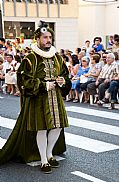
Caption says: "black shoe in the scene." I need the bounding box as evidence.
[41,163,52,174]
[102,98,109,103]
[48,157,59,168]
[97,100,104,106]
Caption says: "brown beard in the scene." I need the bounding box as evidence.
[38,44,51,52]
[40,47,50,52]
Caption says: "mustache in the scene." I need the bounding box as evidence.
[46,42,51,44]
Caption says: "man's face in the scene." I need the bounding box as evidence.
[0,41,3,45]
[6,56,12,63]
[37,31,52,51]
[0,49,4,55]
[85,41,90,47]
[114,40,119,46]
[95,39,100,45]
[106,55,114,65]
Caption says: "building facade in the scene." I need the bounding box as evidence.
[1,0,79,51]
[78,0,119,47]
[1,0,119,50]
[0,2,3,37]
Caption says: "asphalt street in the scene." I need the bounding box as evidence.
[0,93,119,182]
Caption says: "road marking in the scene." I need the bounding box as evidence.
[0,96,4,99]
[66,106,119,120]
[0,136,65,165]
[27,156,65,167]
[0,137,7,149]
[1,115,119,152]
[1,114,119,137]
[65,132,119,153]
[68,117,119,136]
[71,171,106,182]
[1,132,119,152]
[0,116,16,129]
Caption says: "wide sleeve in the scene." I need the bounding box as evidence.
[57,56,71,97]
[17,58,46,97]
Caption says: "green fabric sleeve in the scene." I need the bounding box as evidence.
[17,57,46,97]
[56,54,71,97]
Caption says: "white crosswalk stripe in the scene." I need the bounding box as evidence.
[0,108,119,153]
[65,132,119,153]
[0,116,15,129]
[0,106,119,163]
[0,96,4,99]
[71,171,106,182]
[68,117,119,136]
[66,106,119,120]
[0,137,7,149]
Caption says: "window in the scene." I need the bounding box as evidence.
[49,0,68,4]
[5,0,26,2]
[4,21,35,39]
[38,0,47,3]
[60,0,68,4]
[0,10,3,37]
[5,0,68,3]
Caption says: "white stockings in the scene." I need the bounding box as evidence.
[47,128,62,160]
[36,128,62,166]
[36,130,47,165]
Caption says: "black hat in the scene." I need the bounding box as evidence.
[34,20,54,40]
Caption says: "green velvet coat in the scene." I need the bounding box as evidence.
[0,51,71,165]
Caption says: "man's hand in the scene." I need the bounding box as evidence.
[46,81,56,91]
[84,73,90,77]
[95,80,99,86]
[56,76,65,87]
[114,77,119,80]
[104,79,110,84]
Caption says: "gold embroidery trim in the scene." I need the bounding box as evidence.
[24,57,32,67]
[43,57,60,128]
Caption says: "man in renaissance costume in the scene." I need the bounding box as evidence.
[0,21,71,174]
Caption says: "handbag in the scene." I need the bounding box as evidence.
[80,75,88,83]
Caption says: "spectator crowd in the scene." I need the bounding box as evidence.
[0,34,119,109]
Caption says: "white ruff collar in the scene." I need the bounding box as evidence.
[31,43,56,58]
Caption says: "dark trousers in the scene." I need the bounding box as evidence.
[80,80,95,91]
[87,78,110,100]
[0,79,5,90]
[108,80,119,102]
[98,82,110,100]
